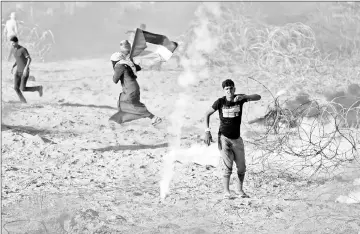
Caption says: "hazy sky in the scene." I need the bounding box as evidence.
[1,1,321,38]
[2,2,351,61]
[1,2,200,38]
[118,2,200,38]
[1,2,201,60]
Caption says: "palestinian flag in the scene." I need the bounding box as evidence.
[130,28,178,61]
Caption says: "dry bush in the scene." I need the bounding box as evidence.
[176,2,359,76]
[248,84,359,177]
[177,3,323,75]
[309,2,360,57]
[22,24,55,62]
[1,22,55,62]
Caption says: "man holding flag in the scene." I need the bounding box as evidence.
[109,28,178,126]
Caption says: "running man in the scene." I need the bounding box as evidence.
[109,39,162,126]
[204,79,261,199]
[10,36,43,103]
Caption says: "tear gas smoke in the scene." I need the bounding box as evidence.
[159,2,222,200]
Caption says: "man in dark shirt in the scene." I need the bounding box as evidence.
[204,79,261,199]
[10,36,43,103]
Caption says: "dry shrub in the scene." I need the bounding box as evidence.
[176,2,359,78]
[248,84,359,177]
[310,2,360,57]
[177,3,324,76]
[1,22,55,62]
[250,84,360,132]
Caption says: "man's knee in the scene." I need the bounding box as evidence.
[19,85,26,91]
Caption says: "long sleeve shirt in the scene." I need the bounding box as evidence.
[113,63,142,103]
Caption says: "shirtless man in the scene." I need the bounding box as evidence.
[4,12,18,40]
[4,12,19,61]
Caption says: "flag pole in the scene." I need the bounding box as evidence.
[129,28,140,59]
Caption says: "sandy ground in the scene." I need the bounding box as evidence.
[1,58,360,233]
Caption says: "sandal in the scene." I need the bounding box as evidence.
[237,192,250,198]
[151,116,162,126]
[223,193,235,200]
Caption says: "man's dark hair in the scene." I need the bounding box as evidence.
[10,36,18,42]
[222,79,235,89]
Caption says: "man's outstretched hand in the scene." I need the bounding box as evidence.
[234,95,246,102]
[204,131,215,146]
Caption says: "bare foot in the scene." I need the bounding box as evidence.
[236,190,250,198]
[223,191,235,200]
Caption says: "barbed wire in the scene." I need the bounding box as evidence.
[244,83,359,178]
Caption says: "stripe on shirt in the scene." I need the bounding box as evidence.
[222,105,240,118]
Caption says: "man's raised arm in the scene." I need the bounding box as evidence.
[235,94,261,102]
[245,94,261,101]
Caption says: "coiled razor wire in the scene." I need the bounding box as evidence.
[246,88,359,178]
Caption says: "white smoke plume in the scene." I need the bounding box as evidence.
[159,2,222,200]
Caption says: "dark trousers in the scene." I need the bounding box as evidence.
[14,70,40,103]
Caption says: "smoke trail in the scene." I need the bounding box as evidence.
[159,2,222,200]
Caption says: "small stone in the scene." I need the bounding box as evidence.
[133,192,142,196]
